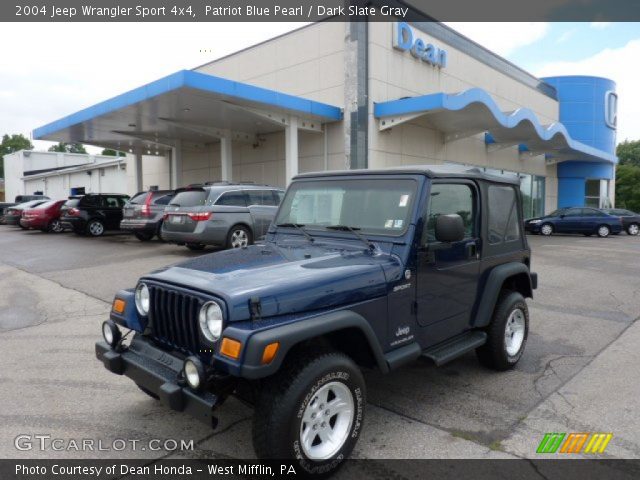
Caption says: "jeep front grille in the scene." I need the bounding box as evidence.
[148,285,202,355]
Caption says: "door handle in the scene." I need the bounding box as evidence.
[465,241,478,260]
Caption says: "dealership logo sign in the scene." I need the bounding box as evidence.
[605,91,618,130]
[393,22,447,68]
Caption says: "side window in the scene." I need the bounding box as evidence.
[215,191,248,207]
[103,197,121,208]
[488,185,520,244]
[82,196,99,208]
[153,194,173,205]
[246,190,277,206]
[425,183,475,243]
[565,208,583,217]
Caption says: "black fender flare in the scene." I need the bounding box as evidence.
[473,262,533,328]
[221,310,390,379]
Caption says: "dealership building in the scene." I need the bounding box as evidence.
[30,20,618,216]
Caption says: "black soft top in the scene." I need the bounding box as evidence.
[294,165,520,185]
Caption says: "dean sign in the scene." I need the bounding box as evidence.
[393,22,448,68]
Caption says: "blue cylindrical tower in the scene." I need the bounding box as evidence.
[541,75,618,208]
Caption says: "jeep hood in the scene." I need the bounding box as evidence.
[143,241,403,322]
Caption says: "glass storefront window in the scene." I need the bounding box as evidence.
[585,179,610,208]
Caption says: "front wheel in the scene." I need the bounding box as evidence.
[597,225,610,238]
[540,223,553,236]
[627,223,639,236]
[476,290,529,371]
[252,350,366,476]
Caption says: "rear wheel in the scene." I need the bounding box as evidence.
[540,223,553,236]
[253,349,365,475]
[134,232,154,241]
[627,223,639,236]
[86,219,105,237]
[226,225,252,249]
[597,225,610,238]
[48,219,64,233]
[476,290,529,371]
[186,243,205,251]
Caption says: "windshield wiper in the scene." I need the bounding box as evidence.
[325,225,375,251]
[276,223,315,243]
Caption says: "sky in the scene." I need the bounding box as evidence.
[0,22,638,155]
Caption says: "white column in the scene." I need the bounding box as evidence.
[220,137,232,182]
[171,139,183,189]
[134,151,143,192]
[285,116,299,185]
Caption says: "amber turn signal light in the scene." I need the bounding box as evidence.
[261,342,280,365]
[220,338,242,359]
[112,299,126,314]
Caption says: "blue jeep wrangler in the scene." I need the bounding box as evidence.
[97,166,537,474]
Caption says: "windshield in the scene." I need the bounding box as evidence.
[170,189,207,207]
[275,178,418,236]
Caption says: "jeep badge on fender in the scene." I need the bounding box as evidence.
[96,165,537,476]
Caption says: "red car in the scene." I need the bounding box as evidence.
[20,200,67,233]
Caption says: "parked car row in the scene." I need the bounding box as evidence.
[524,207,639,237]
[1,182,286,251]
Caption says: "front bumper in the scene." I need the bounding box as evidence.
[96,336,221,427]
[524,222,541,233]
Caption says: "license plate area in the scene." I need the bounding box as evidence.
[170,215,185,224]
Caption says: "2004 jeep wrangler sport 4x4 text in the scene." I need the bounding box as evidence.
[97,166,537,475]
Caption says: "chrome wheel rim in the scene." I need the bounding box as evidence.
[541,225,552,236]
[230,229,248,248]
[598,226,609,237]
[51,220,63,233]
[629,224,639,235]
[299,381,354,461]
[90,222,104,236]
[504,308,526,356]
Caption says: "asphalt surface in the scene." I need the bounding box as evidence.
[0,226,639,473]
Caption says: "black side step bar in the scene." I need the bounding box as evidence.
[422,331,487,366]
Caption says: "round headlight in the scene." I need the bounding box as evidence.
[102,320,121,348]
[199,301,223,342]
[135,283,150,316]
[184,357,204,390]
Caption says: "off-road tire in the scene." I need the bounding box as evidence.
[476,290,529,371]
[186,243,205,251]
[134,232,154,241]
[136,383,159,400]
[252,349,366,476]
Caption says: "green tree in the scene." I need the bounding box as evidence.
[616,139,640,167]
[615,163,640,212]
[48,142,87,154]
[0,133,34,178]
[101,148,127,157]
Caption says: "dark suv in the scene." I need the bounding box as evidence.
[60,194,130,236]
[161,183,284,250]
[121,189,174,241]
[96,166,537,475]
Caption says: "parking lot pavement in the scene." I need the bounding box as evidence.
[0,225,639,462]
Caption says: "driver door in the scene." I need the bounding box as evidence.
[416,181,481,346]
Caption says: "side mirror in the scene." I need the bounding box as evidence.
[435,214,465,243]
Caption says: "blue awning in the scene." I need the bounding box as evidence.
[34,70,342,153]
[374,88,617,164]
